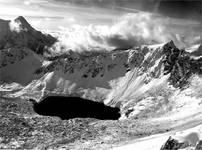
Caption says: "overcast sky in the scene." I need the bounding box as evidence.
[0,0,201,31]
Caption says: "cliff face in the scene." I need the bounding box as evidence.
[162,42,202,88]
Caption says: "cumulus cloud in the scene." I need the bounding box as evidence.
[107,13,174,47]
[50,12,200,53]
[9,20,25,33]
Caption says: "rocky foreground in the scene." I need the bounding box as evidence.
[1,96,202,150]
[0,97,172,150]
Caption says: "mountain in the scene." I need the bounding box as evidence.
[0,16,56,54]
[0,16,56,85]
[0,16,202,150]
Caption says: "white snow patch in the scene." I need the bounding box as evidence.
[113,124,202,150]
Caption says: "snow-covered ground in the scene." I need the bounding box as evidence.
[113,124,202,150]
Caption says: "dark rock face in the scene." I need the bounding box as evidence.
[161,136,202,150]
[162,41,202,88]
[30,96,121,120]
[195,140,202,150]
[160,136,181,150]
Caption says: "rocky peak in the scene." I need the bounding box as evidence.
[15,16,27,24]
[14,16,34,31]
[161,41,202,87]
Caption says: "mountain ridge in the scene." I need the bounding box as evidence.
[0,16,56,54]
[0,16,201,112]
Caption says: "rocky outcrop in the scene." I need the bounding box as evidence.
[162,41,202,87]
[161,136,202,150]
[160,136,182,150]
[195,140,202,150]
[34,50,130,77]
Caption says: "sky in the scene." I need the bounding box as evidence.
[0,0,201,31]
[0,0,201,52]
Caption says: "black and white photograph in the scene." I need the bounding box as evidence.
[0,0,202,149]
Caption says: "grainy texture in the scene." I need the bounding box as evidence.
[0,97,171,149]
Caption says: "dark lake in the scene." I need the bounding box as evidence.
[30,96,120,120]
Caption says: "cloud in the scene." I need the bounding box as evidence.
[9,19,27,33]
[0,0,123,30]
[106,13,173,47]
[54,0,201,21]
[50,12,201,54]
[24,0,49,5]
[50,12,173,53]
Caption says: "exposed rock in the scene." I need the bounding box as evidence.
[160,136,190,150]
[162,41,202,88]
[195,140,202,150]
[161,136,202,150]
